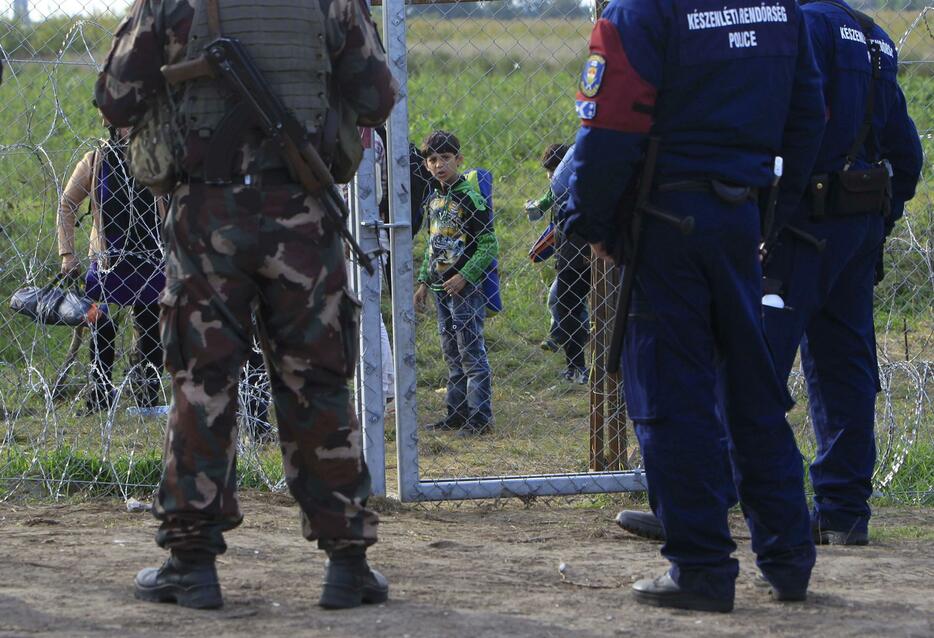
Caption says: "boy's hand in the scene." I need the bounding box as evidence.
[442,273,467,296]
[524,199,544,221]
[414,283,429,310]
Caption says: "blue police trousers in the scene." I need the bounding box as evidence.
[622,190,815,601]
[763,211,884,536]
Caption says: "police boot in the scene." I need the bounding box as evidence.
[812,521,869,546]
[754,572,807,602]
[318,547,389,610]
[134,552,223,609]
[615,510,666,541]
[632,572,733,613]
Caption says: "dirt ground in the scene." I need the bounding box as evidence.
[0,493,932,638]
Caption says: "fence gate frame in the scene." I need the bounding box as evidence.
[370,0,648,502]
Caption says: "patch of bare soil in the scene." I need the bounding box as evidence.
[0,493,931,638]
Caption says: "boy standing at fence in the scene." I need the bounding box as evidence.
[414,131,498,437]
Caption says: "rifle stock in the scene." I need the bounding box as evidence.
[161,56,214,84]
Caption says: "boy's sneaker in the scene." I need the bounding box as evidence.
[562,366,589,385]
[456,422,493,438]
[540,339,560,353]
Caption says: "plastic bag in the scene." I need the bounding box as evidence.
[10,275,101,326]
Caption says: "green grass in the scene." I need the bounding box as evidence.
[0,444,285,499]
[0,445,163,497]
[0,14,932,502]
[869,523,934,542]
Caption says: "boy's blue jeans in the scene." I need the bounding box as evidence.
[433,283,493,426]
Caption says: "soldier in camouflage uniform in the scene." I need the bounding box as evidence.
[95,0,398,610]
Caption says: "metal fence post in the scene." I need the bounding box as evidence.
[382,0,421,501]
[353,132,387,496]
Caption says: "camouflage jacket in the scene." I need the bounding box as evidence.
[95,0,399,173]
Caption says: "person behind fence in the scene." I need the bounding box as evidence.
[565,0,826,612]
[614,0,925,550]
[57,124,165,414]
[526,143,569,354]
[414,130,498,437]
[550,143,591,384]
[96,0,398,611]
[526,143,592,385]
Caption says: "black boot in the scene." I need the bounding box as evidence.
[319,547,389,610]
[134,552,223,609]
[632,572,733,613]
[754,571,807,602]
[812,521,869,546]
[615,510,666,541]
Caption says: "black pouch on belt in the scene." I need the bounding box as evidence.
[810,166,890,219]
[827,165,890,216]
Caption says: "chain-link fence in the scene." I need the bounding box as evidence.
[0,0,288,499]
[0,1,931,504]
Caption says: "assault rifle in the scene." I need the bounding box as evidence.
[606,137,694,374]
[162,38,375,274]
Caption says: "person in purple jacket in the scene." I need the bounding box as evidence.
[57,127,164,413]
[564,0,825,612]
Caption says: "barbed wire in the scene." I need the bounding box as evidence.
[0,2,931,505]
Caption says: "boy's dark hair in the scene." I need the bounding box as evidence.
[541,143,570,172]
[422,130,460,157]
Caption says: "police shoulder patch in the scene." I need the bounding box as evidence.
[579,54,606,98]
[575,99,597,120]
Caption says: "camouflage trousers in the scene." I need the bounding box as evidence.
[153,181,378,555]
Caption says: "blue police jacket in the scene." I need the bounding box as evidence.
[799,1,923,231]
[550,143,575,222]
[564,0,826,251]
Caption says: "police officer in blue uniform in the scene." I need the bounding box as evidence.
[763,1,923,545]
[565,0,826,612]
[613,0,924,550]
